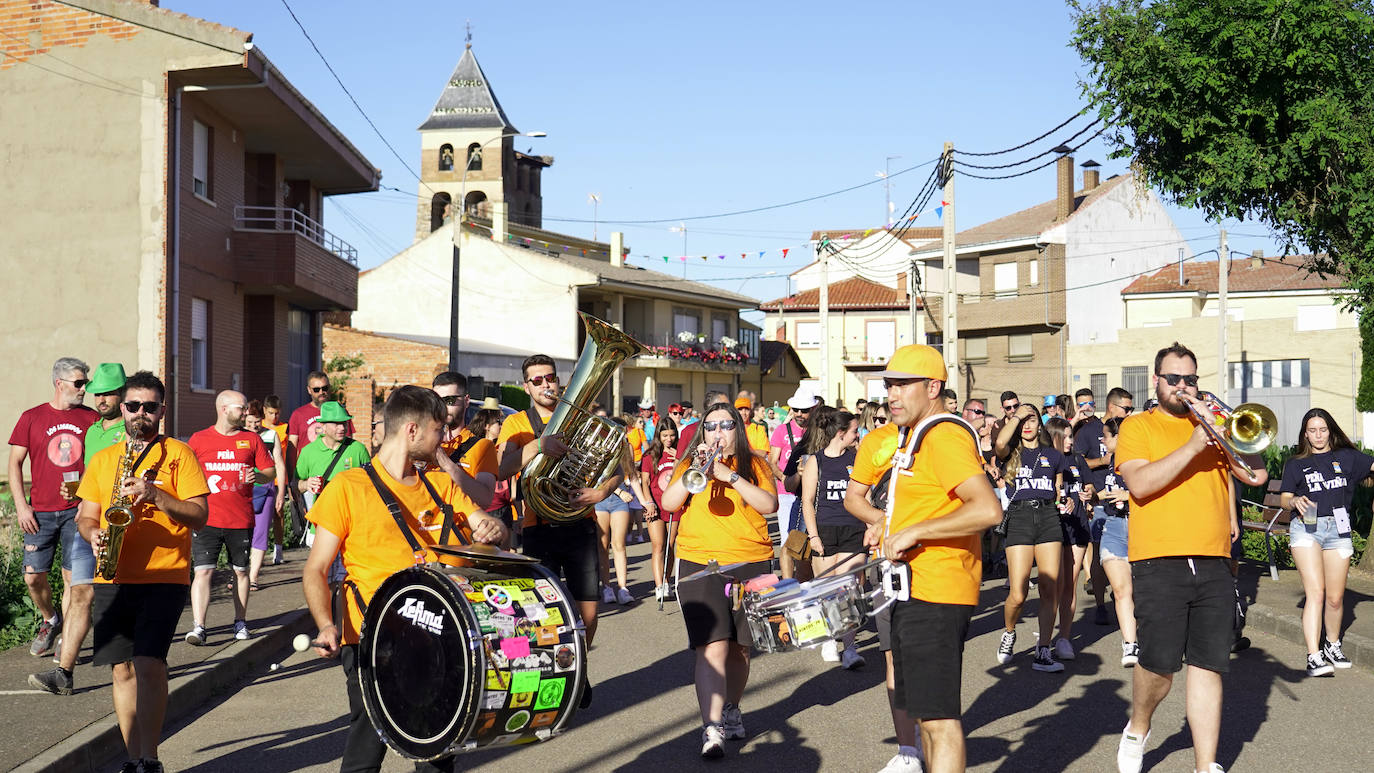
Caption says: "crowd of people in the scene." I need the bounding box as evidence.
[5,340,1371,773]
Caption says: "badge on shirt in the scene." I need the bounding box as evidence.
[1039,457,1050,468]
[236,439,251,449]
[1332,461,1343,474]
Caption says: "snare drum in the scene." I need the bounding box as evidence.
[745,567,870,653]
[358,561,587,760]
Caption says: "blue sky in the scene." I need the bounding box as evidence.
[167,0,1281,312]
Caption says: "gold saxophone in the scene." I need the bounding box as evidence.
[520,312,647,523]
[96,438,140,581]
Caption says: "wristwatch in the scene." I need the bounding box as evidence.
[728,472,740,485]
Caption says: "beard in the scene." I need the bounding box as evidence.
[124,414,157,440]
[1156,386,1190,417]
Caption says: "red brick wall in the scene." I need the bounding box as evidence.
[323,325,447,389]
[0,0,142,70]
[343,376,375,450]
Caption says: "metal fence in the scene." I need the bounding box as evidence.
[234,205,358,265]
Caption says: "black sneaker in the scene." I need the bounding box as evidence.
[138,759,165,773]
[1306,652,1334,677]
[1322,639,1352,669]
[27,667,73,696]
[1032,645,1065,673]
[29,616,61,657]
[119,762,139,773]
[996,630,1016,664]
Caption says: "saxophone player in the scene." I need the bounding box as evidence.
[74,371,209,773]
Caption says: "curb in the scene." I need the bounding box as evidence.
[1244,600,1374,676]
[13,608,314,773]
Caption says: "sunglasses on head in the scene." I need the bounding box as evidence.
[124,400,161,414]
[440,394,467,406]
[60,378,91,389]
[1159,373,1200,387]
[309,385,329,393]
[701,419,737,432]
[526,374,559,387]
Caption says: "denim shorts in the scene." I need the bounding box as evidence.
[1288,515,1354,559]
[23,506,95,584]
[1098,515,1129,563]
[595,493,629,513]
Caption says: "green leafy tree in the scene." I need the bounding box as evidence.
[323,352,366,404]
[1071,0,1374,311]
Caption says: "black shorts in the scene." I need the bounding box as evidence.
[890,598,973,720]
[817,523,867,555]
[91,583,188,665]
[1061,514,1091,548]
[678,559,772,649]
[876,603,894,652]
[1132,557,1233,674]
[522,519,600,602]
[192,525,252,571]
[1003,499,1063,547]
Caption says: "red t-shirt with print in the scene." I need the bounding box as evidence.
[8,403,98,511]
[188,427,272,529]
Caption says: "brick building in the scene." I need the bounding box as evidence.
[0,0,377,438]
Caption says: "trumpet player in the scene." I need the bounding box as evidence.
[74,371,209,773]
[1114,343,1266,773]
[660,402,777,759]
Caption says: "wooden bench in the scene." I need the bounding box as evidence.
[1239,478,1290,582]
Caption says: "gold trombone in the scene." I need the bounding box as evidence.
[1187,392,1278,481]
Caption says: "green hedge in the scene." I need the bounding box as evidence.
[500,385,530,411]
[0,485,65,651]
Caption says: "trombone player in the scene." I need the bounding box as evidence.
[1114,343,1267,773]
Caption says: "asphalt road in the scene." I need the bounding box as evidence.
[136,543,1372,773]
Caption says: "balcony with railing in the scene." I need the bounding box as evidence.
[627,329,752,372]
[231,205,359,310]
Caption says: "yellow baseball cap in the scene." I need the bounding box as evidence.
[877,344,947,381]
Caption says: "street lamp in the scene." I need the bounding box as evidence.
[450,130,546,370]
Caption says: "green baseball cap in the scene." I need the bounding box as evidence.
[318,401,352,423]
[87,363,127,395]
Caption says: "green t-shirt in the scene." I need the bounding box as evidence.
[295,436,370,483]
[84,420,126,466]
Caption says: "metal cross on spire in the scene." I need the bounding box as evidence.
[465,20,472,49]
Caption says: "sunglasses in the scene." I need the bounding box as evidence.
[1078,401,1095,408]
[309,385,330,393]
[1003,403,1019,411]
[124,400,161,414]
[440,394,467,406]
[1159,373,1200,388]
[60,378,91,389]
[873,416,888,425]
[1119,406,1134,414]
[669,410,683,416]
[968,408,986,416]
[701,419,737,432]
[526,374,559,387]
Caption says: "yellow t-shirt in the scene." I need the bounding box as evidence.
[746,423,770,454]
[1116,408,1230,561]
[851,422,900,486]
[77,438,210,585]
[887,423,986,606]
[671,455,777,565]
[307,464,482,644]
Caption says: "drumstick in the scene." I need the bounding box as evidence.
[268,633,316,672]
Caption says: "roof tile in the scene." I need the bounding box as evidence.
[759,276,913,311]
[1121,255,1346,294]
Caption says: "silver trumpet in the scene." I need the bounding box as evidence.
[683,441,722,495]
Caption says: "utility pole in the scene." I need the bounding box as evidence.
[941,143,958,377]
[908,259,920,348]
[1218,229,1229,400]
[819,239,830,404]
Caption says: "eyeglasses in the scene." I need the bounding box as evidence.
[883,377,928,390]
[873,416,888,425]
[1159,373,1200,388]
[123,400,161,414]
[309,385,330,393]
[1003,402,1020,412]
[1078,401,1095,408]
[60,378,91,389]
[701,420,737,432]
[967,409,986,416]
[526,374,559,387]
[440,394,467,406]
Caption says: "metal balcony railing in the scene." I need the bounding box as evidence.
[234,205,358,266]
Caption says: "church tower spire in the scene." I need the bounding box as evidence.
[414,41,551,241]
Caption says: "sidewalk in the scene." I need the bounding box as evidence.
[1,549,313,773]
[1237,557,1374,674]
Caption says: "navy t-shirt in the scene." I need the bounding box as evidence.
[1073,416,1107,461]
[1089,454,1129,516]
[1280,448,1374,519]
[813,448,860,527]
[1009,446,1067,502]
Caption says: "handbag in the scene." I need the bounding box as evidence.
[784,529,813,562]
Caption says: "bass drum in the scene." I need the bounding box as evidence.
[358,562,587,760]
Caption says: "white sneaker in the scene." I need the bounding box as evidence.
[841,646,866,670]
[272,544,284,565]
[1053,636,1076,661]
[601,585,616,604]
[878,751,925,773]
[1116,725,1148,773]
[820,640,840,662]
[1199,764,1225,773]
[1121,641,1139,667]
[996,630,1016,664]
[234,620,250,641]
[701,724,726,758]
[721,703,746,740]
[616,586,633,604]
[185,625,207,646]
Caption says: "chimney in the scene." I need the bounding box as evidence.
[610,232,624,268]
[1055,150,1074,220]
[1250,249,1264,269]
[1082,159,1101,191]
[896,272,908,296]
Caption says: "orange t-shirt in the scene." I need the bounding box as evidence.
[887,423,986,606]
[626,425,646,464]
[1116,408,1230,561]
[307,464,482,644]
[267,422,287,449]
[851,422,900,486]
[436,427,498,478]
[671,455,777,565]
[76,438,210,585]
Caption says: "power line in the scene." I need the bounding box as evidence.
[951,128,1107,180]
[954,111,1090,157]
[951,118,1103,170]
[277,0,430,192]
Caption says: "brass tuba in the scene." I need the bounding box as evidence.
[95,437,140,581]
[1187,392,1278,482]
[520,312,648,523]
